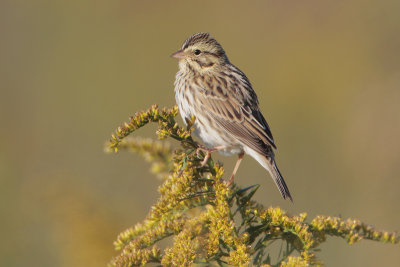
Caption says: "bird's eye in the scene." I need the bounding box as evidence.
[194,49,201,55]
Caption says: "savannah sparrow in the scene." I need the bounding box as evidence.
[171,33,292,201]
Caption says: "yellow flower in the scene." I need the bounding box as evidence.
[107,105,399,266]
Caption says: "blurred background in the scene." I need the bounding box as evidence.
[1,0,399,266]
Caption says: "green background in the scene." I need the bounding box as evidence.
[1,1,399,266]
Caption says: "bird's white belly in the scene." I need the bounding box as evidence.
[194,123,243,156]
[175,83,242,156]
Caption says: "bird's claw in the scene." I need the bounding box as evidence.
[195,146,214,167]
[224,174,235,187]
[197,148,211,166]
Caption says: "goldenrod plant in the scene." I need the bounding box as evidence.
[106,105,399,267]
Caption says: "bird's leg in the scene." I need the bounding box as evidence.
[196,145,227,166]
[225,152,245,186]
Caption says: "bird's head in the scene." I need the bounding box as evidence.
[171,33,229,73]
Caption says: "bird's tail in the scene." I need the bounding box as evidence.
[244,148,293,201]
[269,160,293,202]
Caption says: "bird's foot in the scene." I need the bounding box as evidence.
[224,174,235,187]
[195,145,226,167]
[196,146,214,167]
[199,150,211,166]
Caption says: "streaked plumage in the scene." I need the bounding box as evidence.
[172,33,292,201]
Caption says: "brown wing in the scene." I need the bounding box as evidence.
[193,73,276,155]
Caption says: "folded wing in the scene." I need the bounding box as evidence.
[194,80,276,156]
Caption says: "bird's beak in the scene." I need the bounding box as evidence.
[171,49,185,59]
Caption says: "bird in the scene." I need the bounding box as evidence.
[171,33,292,201]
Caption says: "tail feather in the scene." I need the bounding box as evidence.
[244,147,293,201]
[271,161,293,202]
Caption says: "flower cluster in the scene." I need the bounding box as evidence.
[106,137,172,179]
[108,105,193,153]
[107,105,399,266]
[310,215,399,245]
